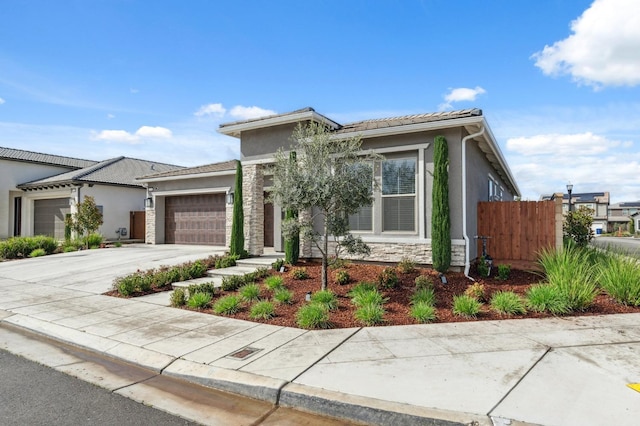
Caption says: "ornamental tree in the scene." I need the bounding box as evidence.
[229,161,247,257]
[431,135,451,273]
[66,195,104,247]
[271,122,380,290]
[563,205,594,247]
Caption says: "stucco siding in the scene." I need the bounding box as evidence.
[0,159,74,239]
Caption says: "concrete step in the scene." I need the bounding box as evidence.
[236,255,282,269]
[206,265,261,279]
[172,276,223,290]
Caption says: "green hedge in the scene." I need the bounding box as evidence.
[0,236,58,259]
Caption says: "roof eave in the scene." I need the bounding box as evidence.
[138,169,236,183]
[218,110,341,138]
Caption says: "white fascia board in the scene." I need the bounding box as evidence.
[331,116,486,140]
[138,169,235,183]
[218,111,340,137]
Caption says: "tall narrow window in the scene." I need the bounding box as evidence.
[13,197,22,236]
[382,158,416,231]
[348,163,373,231]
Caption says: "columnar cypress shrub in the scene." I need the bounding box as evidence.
[284,152,300,264]
[431,135,451,273]
[229,161,245,257]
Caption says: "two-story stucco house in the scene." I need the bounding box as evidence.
[141,107,519,273]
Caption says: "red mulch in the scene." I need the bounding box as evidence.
[161,260,640,328]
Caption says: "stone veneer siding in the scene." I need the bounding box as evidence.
[225,203,233,248]
[145,206,155,244]
[243,164,264,256]
[307,240,466,269]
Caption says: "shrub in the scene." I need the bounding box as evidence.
[328,256,349,269]
[187,282,217,297]
[464,282,486,301]
[229,161,245,258]
[497,264,511,281]
[347,282,377,301]
[410,301,437,323]
[187,292,212,309]
[0,236,58,259]
[170,288,186,307]
[414,275,434,290]
[215,254,239,269]
[250,301,276,320]
[84,233,103,249]
[397,257,416,274]
[271,258,285,271]
[476,257,490,277]
[63,246,78,253]
[563,206,595,247]
[296,304,331,329]
[597,253,640,306]
[239,283,261,303]
[213,295,241,315]
[538,245,598,311]
[355,301,385,326]
[411,288,436,306]
[526,283,569,315]
[351,288,386,308]
[291,267,309,280]
[254,267,270,279]
[310,290,338,311]
[187,260,207,278]
[264,275,285,290]
[114,241,122,248]
[29,248,46,257]
[452,294,482,318]
[490,291,526,316]
[334,269,350,285]
[32,235,58,254]
[273,287,294,304]
[377,267,398,289]
[221,275,245,292]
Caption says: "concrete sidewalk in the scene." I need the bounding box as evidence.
[1,245,639,425]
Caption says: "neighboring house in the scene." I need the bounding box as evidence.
[2,146,181,241]
[608,201,640,232]
[542,191,610,234]
[0,147,97,240]
[142,107,520,272]
[631,211,640,234]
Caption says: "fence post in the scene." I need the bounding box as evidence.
[554,194,564,251]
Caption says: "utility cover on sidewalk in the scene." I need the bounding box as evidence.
[228,347,261,360]
[628,383,640,393]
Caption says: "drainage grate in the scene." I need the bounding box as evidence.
[228,347,261,360]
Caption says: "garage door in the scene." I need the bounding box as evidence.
[165,194,226,245]
[34,198,70,240]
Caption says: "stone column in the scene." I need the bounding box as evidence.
[243,164,264,256]
[145,206,156,244]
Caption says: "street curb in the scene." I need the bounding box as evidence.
[279,382,492,426]
[162,358,287,404]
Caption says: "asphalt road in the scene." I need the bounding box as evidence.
[0,348,196,426]
[592,236,640,256]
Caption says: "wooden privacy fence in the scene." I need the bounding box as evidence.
[476,200,562,262]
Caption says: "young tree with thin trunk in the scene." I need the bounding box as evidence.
[431,135,451,273]
[271,122,379,290]
[65,195,104,248]
[229,161,246,257]
[284,151,300,265]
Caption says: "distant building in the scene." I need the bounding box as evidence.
[541,191,609,235]
[608,201,640,232]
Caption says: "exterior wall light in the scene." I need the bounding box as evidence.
[145,197,153,208]
[226,191,234,205]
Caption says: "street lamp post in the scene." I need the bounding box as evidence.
[567,183,573,212]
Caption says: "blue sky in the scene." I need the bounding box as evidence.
[1,0,639,202]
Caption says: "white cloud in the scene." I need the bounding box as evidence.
[92,125,172,144]
[532,0,640,88]
[107,113,115,119]
[229,105,276,120]
[504,131,640,202]
[130,88,139,94]
[135,125,172,139]
[0,97,5,104]
[439,86,486,110]
[194,103,226,117]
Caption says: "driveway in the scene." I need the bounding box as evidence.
[0,244,226,295]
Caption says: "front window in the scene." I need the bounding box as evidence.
[381,158,416,231]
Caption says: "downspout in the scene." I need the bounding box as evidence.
[462,126,485,280]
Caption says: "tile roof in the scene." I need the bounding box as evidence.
[0,146,97,169]
[138,159,238,180]
[335,108,483,134]
[18,157,182,189]
[218,107,317,129]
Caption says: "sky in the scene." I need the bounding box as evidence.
[1,0,639,203]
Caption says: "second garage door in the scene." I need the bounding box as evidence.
[165,194,226,245]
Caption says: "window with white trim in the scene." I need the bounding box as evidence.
[348,163,373,231]
[381,158,416,231]
[488,176,502,201]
